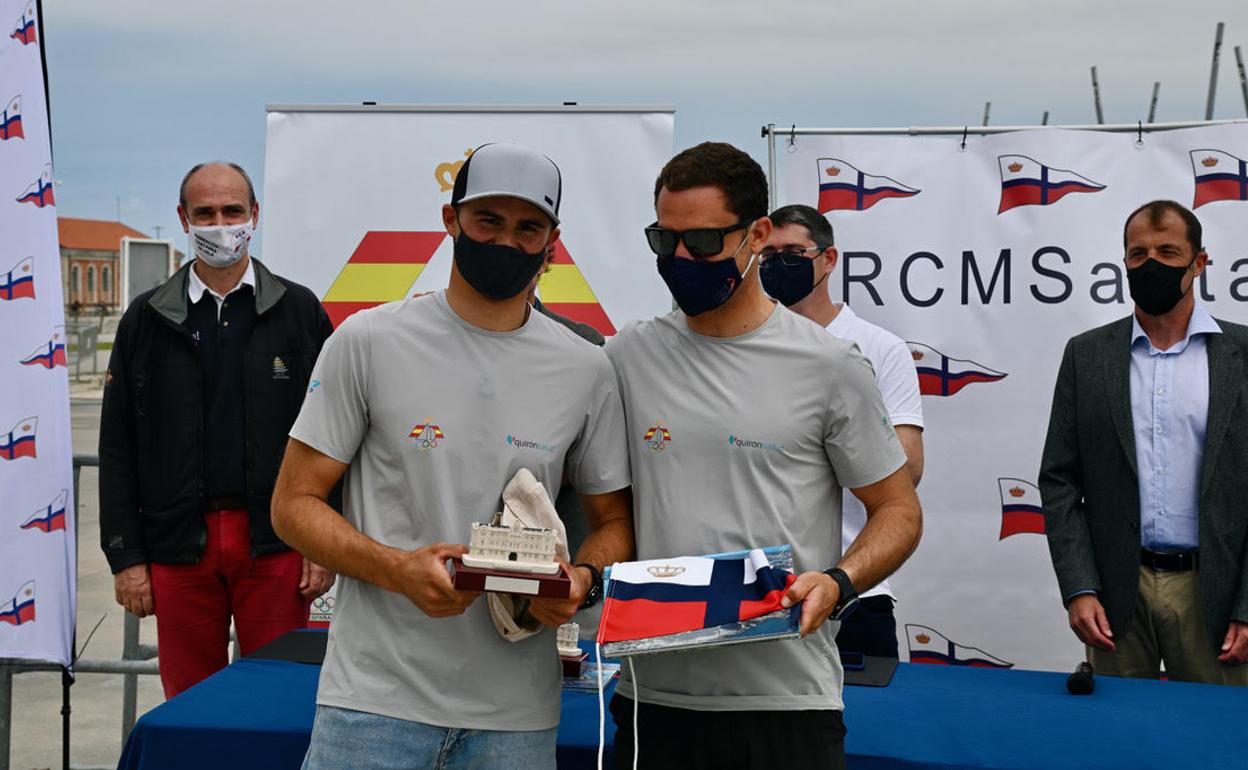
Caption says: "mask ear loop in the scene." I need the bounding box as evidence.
[735,222,759,280]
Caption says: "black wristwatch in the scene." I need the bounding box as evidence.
[575,563,603,609]
[823,567,860,621]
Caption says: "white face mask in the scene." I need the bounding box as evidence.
[189,222,253,268]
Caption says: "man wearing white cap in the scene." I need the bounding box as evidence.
[272,143,634,769]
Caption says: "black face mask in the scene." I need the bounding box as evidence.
[1127,257,1195,316]
[760,257,828,307]
[453,230,546,300]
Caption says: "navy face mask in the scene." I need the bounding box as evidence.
[760,256,827,307]
[453,229,547,300]
[657,250,757,317]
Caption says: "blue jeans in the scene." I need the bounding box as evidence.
[301,705,557,770]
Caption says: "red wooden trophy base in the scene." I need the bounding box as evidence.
[451,559,572,599]
[561,651,589,677]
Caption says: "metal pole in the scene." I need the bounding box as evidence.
[61,668,70,770]
[752,118,1245,137]
[1236,46,1248,118]
[1041,111,1049,126]
[1091,66,1104,124]
[982,102,991,127]
[1148,82,1160,124]
[1206,22,1224,120]
[765,124,777,212]
[121,613,139,742]
[0,664,11,770]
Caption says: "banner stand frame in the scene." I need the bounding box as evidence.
[761,118,1248,211]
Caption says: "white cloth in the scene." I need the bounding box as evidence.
[488,468,570,642]
[187,258,255,319]
[825,304,924,600]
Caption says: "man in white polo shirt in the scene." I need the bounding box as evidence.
[760,203,925,658]
[271,143,633,769]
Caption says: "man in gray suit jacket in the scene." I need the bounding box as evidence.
[1041,199,1248,685]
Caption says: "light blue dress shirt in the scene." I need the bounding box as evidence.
[1130,303,1221,551]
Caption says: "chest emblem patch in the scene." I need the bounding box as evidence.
[410,419,445,450]
[642,422,671,452]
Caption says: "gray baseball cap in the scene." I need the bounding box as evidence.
[451,143,562,225]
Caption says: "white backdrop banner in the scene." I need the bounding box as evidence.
[0,0,76,667]
[261,105,675,335]
[781,124,1248,672]
[262,105,674,626]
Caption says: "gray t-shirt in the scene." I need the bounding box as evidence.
[290,291,630,731]
[605,304,905,711]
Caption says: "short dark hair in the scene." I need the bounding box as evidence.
[768,204,834,249]
[1123,199,1202,255]
[653,142,768,222]
[179,162,257,211]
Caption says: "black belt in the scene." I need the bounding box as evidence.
[1141,549,1199,572]
[204,496,247,512]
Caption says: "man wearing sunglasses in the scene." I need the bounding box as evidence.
[606,142,923,769]
[759,204,925,661]
[271,143,634,769]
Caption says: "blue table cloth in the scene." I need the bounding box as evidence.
[119,653,1247,770]
[118,650,618,770]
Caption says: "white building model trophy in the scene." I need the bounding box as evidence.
[452,521,572,598]
[462,522,561,575]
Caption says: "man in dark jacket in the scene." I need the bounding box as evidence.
[1041,200,1248,685]
[100,161,335,698]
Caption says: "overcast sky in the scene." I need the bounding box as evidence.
[42,0,1248,246]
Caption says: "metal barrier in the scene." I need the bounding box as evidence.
[64,321,101,381]
[0,454,159,770]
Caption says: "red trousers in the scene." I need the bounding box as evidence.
[149,509,308,698]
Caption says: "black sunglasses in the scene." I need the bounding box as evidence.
[645,220,751,259]
[760,246,824,266]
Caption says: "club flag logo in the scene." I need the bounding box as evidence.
[19,328,67,369]
[537,239,616,335]
[16,165,54,208]
[997,155,1105,214]
[0,257,35,300]
[816,158,919,213]
[410,419,444,450]
[9,1,35,45]
[321,231,447,327]
[1190,149,1248,208]
[0,581,36,625]
[0,417,37,460]
[907,342,1006,396]
[597,549,796,644]
[21,490,67,533]
[1,95,22,140]
[641,421,671,452]
[906,624,1012,668]
[997,477,1044,539]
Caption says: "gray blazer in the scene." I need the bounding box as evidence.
[1040,314,1248,649]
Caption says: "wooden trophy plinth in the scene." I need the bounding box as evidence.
[560,650,589,677]
[451,559,572,599]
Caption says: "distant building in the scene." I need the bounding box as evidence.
[58,217,150,312]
